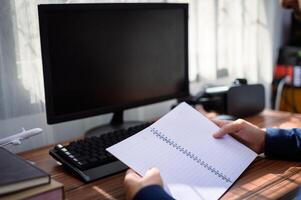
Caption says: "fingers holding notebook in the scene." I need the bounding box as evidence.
[212,119,266,154]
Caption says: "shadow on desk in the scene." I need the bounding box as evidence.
[221,157,301,200]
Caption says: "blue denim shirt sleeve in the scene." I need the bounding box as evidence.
[133,185,174,200]
[265,128,301,160]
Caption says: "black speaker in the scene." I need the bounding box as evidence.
[195,83,265,117]
[226,84,265,117]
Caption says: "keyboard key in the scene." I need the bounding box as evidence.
[52,122,151,171]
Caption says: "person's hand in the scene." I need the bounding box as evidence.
[124,168,163,200]
[212,119,266,154]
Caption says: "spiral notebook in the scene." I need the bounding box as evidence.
[107,102,257,200]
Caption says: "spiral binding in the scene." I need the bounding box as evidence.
[150,127,233,183]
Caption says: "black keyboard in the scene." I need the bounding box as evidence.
[49,122,151,182]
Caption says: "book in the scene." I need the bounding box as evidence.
[107,102,257,200]
[0,179,63,200]
[0,147,50,196]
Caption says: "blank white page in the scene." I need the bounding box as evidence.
[107,102,257,200]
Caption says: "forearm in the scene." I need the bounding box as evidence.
[265,128,301,160]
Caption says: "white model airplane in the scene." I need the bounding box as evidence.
[0,128,43,147]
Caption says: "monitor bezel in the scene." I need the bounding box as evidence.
[38,3,189,124]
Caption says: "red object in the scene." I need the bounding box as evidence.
[274,64,293,80]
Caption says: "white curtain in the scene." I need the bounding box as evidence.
[190,0,285,85]
[189,0,287,108]
[190,0,284,83]
[0,0,286,152]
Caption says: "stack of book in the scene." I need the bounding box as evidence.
[0,147,63,200]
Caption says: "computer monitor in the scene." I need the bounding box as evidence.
[38,3,189,133]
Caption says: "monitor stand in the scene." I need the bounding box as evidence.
[85,110,144,138]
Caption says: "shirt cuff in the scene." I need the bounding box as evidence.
[265,128,301,160]
[133,185,174,200]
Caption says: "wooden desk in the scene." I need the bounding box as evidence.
[19,110,301,200]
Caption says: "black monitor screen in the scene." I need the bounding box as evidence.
[38,3,189,124]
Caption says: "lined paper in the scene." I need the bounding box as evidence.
[107,102,257,200]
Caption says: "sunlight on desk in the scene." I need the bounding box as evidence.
[93,186,117,200]
[221,161,301,199]
[278,116,301,128]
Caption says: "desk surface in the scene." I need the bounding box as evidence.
[19,110,301,200]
